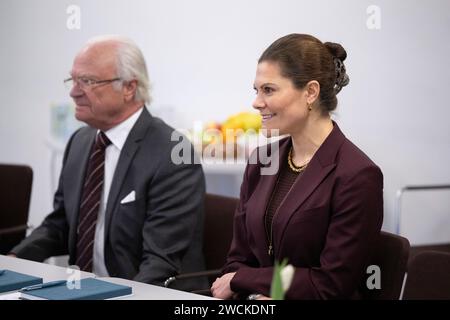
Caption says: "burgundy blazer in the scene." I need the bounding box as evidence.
[223,123,383,299]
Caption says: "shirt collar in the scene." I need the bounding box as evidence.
[101,107,144,151]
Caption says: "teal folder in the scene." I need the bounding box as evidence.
[20,277,132,300]
[0,270,43,293]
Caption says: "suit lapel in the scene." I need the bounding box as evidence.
[103,108,152,241]
[67,128,96,257]
[247,164,280,255]
[273,122,346,253]
[245,138,289,261]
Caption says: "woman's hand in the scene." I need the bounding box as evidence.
[211,272,236,299]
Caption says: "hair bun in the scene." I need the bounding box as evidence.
[324,42,347,61]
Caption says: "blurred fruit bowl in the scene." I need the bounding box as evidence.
[198,112,261,159]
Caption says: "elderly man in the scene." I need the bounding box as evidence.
[10,35,206,290]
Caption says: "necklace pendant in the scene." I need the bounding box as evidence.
[268,245,273,256]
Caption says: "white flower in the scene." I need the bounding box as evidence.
[280,264,295,292]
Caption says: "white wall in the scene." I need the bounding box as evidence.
[1,0,449,239]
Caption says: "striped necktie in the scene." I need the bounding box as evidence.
[75,131,111,272]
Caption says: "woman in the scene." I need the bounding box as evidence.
[211,34,383,300]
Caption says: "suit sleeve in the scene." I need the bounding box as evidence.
[229,165,384,299]
[132,145,205,285]
[9,130,81,261]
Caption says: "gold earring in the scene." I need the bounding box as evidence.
[308,103,312,111]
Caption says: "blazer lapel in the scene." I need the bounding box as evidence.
[273,122,346,253]
[103,108,152,240]
[246,138,289,261]
[247,167,279,256]
[67,128,96,258]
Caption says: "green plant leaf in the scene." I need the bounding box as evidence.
[270,258,288,300]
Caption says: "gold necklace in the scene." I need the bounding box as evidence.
[287,147,309,173]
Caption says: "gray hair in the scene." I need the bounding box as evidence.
[86,35,151,105]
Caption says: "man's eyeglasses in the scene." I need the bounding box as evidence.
[64,77,122,90]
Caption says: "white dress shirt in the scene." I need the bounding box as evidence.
[92,107,144,277]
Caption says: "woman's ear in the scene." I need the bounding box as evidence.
[305,80,320,105]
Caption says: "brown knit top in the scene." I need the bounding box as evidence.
[264,154,305,257]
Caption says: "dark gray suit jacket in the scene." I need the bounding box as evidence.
[12,107,206,290]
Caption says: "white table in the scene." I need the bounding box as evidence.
[100,277,215,300]
[0,254,94,282]
[0,255,214,300]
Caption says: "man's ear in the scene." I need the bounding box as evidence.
[123,80,137,102]
[305,80,320,105]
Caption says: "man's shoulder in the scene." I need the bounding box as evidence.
[143,115,193,149]
[147,115,176,138]
[65,126,95,148]
[74,125,95,136]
